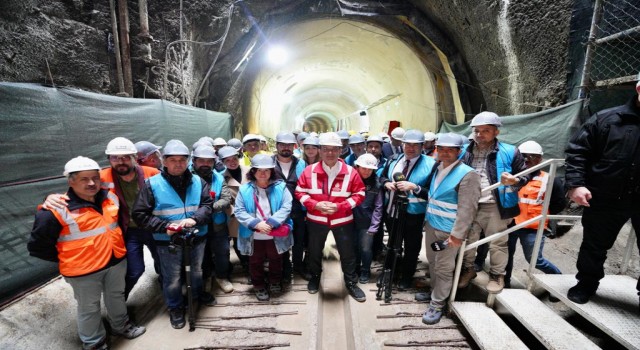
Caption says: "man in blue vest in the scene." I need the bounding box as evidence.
[379,129,436,289]
[132,140,215,330]
[191,144,233,293]
[272,131,309,281]
[414,133,481,324]
[457,112,532,293]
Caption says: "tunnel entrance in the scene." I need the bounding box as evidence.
[244,18,462,137]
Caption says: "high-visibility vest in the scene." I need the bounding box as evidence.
[210,171,226,225]
[100,166,159,192]
[384,154,435,214]
[426,163,474,233]
[149,174,208,241]
[514,171,549,229]
[51,192,126,277]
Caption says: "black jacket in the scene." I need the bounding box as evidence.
[132,169,213,233]
[272,155,306,218]
[565,94,640,203]
[461,140,531,219]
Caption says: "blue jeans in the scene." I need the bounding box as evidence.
[156,239,205,309]
[124,227,161,299]
[506,228,561,284]
[355,229,374,275]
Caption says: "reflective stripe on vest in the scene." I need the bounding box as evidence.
[149,175,207,241]
[426,163,474,233]
[515,171,549,229]
[52,192,126,277]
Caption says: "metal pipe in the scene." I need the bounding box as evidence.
[109,0,125,94]
[448,239,466,310]
[578,0,603,99]
[620,226,637,274]
[138,0,151,39]
[117,0,134,96]
[594,25,640,45]
[526,161,558,291]
[482,158,564,193]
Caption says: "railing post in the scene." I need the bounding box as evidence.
[526,161,559,291]
[620,225,637,275]
[449,239,466,309]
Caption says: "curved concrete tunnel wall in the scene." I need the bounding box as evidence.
[245,19,449,137]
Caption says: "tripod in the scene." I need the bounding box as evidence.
[169,227,198,332]
[376,192,409,303]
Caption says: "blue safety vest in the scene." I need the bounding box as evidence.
[426,163,474,232]
[149,175,208,241]
[237,181,292,239]
[210,171,227,225]
[385,154,435,214]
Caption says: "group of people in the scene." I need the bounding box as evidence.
[26,78,640,349]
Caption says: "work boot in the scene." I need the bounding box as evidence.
[414,290,432,303]
[422,303,443,325]
[169,308,185,329]
[269,282,282,294]
[84,338,108,350]
[346,282,366,302]
[397,277,413,291]
[308,275,321,294]
[567,283,596,304]
[216,277,234,293]
[294,265,312,281]
[359,270,371,284]
[457,267,477,288]
[112,320,146,339]
[486,273,505,293]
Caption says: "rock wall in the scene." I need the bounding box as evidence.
[0,0,576,117]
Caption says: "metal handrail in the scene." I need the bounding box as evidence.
[449,158,637,308]
[450,159,567,306]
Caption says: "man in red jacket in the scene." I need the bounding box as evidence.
[295,132,367,302]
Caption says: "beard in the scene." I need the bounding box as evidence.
[114,164,133,176]
[278,150,292,158]
[196,166,213,178]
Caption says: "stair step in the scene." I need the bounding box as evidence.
[451,301,528,350]
[534,274,640,350]
[496,289,600,349]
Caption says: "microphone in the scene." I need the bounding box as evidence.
[392,172,410,196]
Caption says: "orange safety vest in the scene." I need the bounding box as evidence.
[514,171,549,230]
[100,166,159,192]
[51,192,126,277]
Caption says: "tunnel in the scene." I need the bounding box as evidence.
[243,18,464,136]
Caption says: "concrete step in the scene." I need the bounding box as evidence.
[533,274,640,350]
[496,289,600,350]
[451,301,528,350]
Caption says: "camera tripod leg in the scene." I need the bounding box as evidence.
[184,242,196,332]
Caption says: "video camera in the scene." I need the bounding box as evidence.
[167,225,199,254]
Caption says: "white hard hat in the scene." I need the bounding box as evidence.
[242,134,260,144]
[134,141,162,160]
[390,127,406,140]
[470,111,502,127]
[64,156,100,176]
[348,134,365,145]
[198,136,214,146]
[250,154,275,169]
[212,137,227,146]
[275,132,297,144]
[309,132,318,138]
[218,146,239,159]
[435,133,464,148]
[227,138,242,151]
[518,140,543,155]
[257,135,267,142]
[402,129,425,144]
[424,132,437,141]
[296,132,309,143]
[355,153,379,170]
[163,139,190,157]
[366,135,384,144]
[337,130,350,140]
[105,137,137,155]
[192,145,216,159]
[318,132,342,147]
[303,136,320,147]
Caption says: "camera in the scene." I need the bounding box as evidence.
[168,226,199,254]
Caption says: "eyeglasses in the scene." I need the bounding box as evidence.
[522,154,541,160]
[108,155,133,163]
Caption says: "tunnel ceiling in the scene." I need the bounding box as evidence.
[245,19,444,137]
